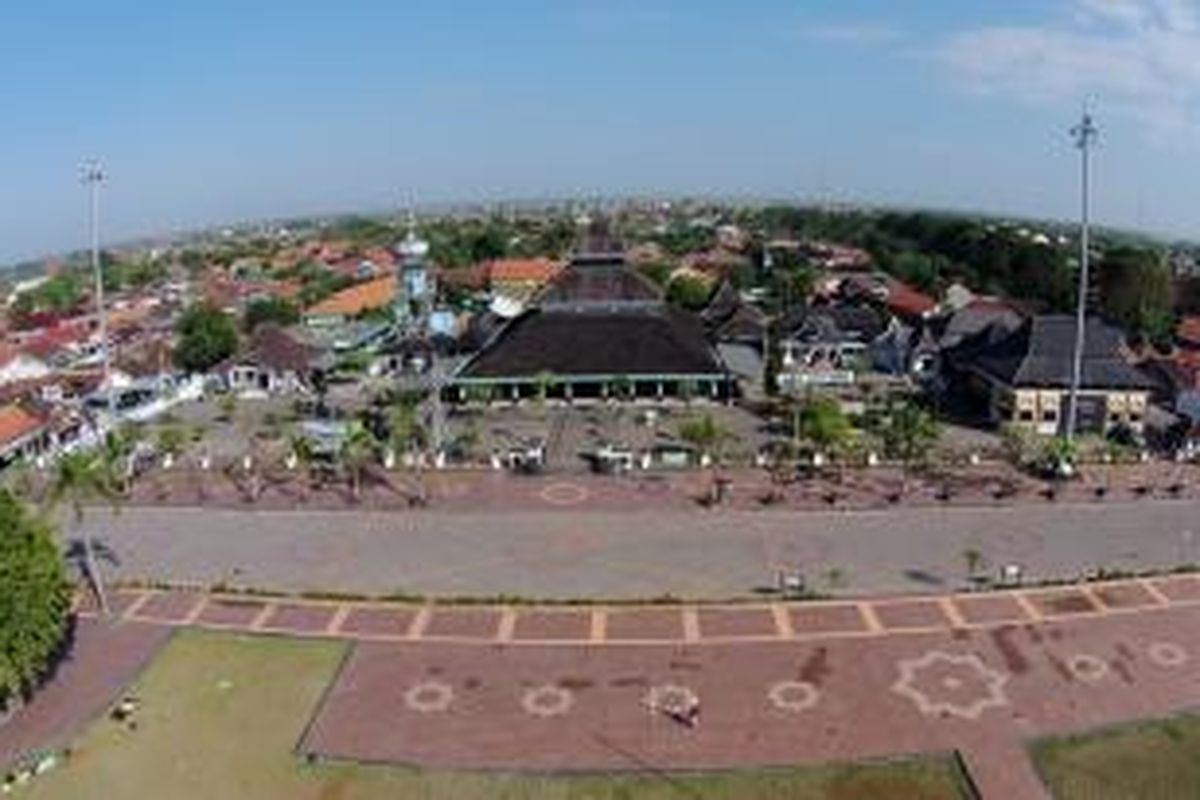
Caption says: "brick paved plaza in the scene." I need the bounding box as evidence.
[0,574,1189,797]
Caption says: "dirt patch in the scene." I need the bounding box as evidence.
[1046,654,1074,682]
[610,676,647,688]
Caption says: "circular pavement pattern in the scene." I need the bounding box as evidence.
[767,680,820,713]
[404,680,455,714]
[1148,641,1189,668]
[539,482,590,506]
[521,685,574,718]
[1068,654,1110,683]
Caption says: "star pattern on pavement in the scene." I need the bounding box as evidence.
[892,651,1009,720]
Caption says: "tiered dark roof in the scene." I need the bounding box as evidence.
[460,306,722,378]
[458,235,726,380]
[538,261,662,307]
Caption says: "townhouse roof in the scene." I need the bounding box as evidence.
[0,403,45,449]
[781,303,887,345]
[241,324,321,373]
[884,280,937,319]
[951,315,1154,390]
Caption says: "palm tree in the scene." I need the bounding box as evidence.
[43,450,122,615]
[532,370,557,409]
[387,399,427,505]
[339,421,379,503]
[102,424,141,495]
[677,414,733,506]
[285,426,316,500]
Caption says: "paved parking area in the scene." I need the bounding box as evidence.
[77,497,1200,599]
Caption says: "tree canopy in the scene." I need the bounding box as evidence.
[0,490,72,707]
[666,275,713,311]
[173,304,238,373]
[1097,247,1174,347]
[242,297,300,332]
[793,396,854,456]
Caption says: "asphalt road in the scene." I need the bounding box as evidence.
[65,500,1200,600]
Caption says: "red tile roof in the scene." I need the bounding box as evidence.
[484,258,564,285]
[0,403,44,449]
[306,275,395,317]
[885,281,937,318]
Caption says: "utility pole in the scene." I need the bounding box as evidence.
[82,161,116,423]
[1065,111,1098,442]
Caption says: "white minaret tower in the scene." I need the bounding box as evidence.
[394,212,431,332]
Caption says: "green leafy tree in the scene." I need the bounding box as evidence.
[173,304,238,373]
[1098,247,1174,347]
[792,396,854,460]
[879,401,940,476]
[0,490,72,709]
[242,297,300,332]
[42,450,122,614]
[666,275,713,311]
[677,414,731,459]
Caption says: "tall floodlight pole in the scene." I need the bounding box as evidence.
[82,161,116,422]
[1065,112,1098,442]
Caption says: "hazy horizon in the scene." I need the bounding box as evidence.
[5,0,1200,264]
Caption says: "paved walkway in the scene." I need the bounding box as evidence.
[73,499,1200,599]
[59,573,1200,799]
[75,573,1200,647]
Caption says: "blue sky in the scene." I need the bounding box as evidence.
[3,0,1200,263]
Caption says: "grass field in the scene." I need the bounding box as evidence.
[26,630,971,799]
[1033,712,1200,800]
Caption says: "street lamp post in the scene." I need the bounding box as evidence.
[82,161,115,424]
[1065,112,1099,443]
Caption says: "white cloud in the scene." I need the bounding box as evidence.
[798,23,903,46]
[937,0,1200,137]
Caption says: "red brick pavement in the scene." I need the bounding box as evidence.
[262,603,338,633]
[53,575,1200,798]
[302,605,1200,797]
[512,610,592,642]
[954,594,1029,625]
[874,599,952,630]
[338,606,416,637]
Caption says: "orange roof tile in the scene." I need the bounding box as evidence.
[485,258,564,284]
[886,281,937,318]
[0,403,44,449]
[306,275,396,317]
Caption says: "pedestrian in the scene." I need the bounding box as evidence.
[682,696,700,728]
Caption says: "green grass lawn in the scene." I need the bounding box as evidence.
[1033,713,1200,800]
[26,630,970,799]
